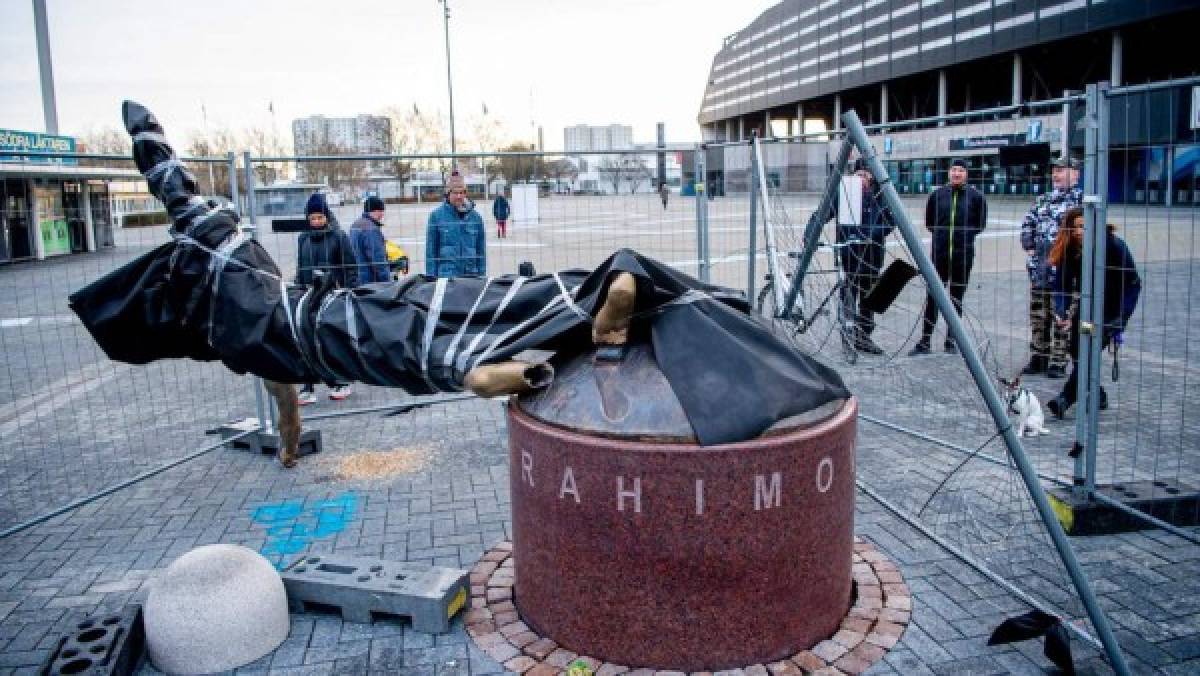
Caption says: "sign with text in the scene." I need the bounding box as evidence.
[0,129,77,165]
[949,134,1027,151]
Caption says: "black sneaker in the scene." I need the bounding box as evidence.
[1046,364,1066,379]
[943,340,959,354]
[1046,396,1065,420]
[908,341,931,356]
[1099,388,1109,411]
[1022,356,1046,375]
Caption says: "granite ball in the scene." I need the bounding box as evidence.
[145,544,290,674]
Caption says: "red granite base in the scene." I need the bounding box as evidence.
[464,538,910,675]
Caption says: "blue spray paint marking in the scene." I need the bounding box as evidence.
[250,492,358,569]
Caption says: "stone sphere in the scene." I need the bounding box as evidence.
[145,544,290,674]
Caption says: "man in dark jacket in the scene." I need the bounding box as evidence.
[426,170,486,277]
[296,192,357,403]
[911,158,988,355]
[350,195,390,284]
[492,192,511,239]
[834,161,895,355]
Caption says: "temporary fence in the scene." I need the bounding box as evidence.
[0,80,1198,670]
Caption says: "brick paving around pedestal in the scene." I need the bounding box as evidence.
[464,539,911,675]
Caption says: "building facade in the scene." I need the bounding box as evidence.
[564,124,635,153]
[698,0,1200,204]
[0,129,136,263]
[291,114,392,180]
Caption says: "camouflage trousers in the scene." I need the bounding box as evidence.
[1030,288,1069,368]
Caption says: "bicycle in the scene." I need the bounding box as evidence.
[756,237,865,365]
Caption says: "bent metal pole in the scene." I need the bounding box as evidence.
[840,109,1131,676]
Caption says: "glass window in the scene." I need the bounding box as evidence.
[1171,144,1200,205]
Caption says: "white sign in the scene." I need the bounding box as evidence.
[837,175,863,226]
[510,183,540,225]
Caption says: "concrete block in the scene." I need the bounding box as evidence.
[40,605,144,676]
[216,418,322,458]
[281,554,468,633]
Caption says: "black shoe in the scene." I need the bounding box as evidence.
[1046,396,1065,420]
[943,340,958,354]
[909,341,931,356]
[1022,356,1046,375]
[1099,388,1109,411]
[856,335,884,355]
[1045,364,1066,379]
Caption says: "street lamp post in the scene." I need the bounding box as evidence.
[439,0,457,157]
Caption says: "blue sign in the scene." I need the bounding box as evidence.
[1028,120,1043,143]
[883,137,894,155]
[0,129,77,166]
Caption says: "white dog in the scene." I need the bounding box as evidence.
[1001,377,1050,437]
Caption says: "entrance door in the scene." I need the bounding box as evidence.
[63,181,87,253]
[87,181,114,248]
[4,179,33,260]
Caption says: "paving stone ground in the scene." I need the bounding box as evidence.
[0,196,1197,673]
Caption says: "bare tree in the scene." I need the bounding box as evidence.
[597,156,623,194]
[186,127,239,197]
[543,158,579,193]
[491,143,545,187]
[242,126,289,186]
[621,153,652,194]
[304,140,367,192]
[76,126,131,169]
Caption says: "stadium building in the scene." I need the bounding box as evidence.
[697,0,1200,204]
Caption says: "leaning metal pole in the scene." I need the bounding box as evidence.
[841,109,1131,676]
[747,137,759,303]
[780,135,854,320]
[242,151,273,434]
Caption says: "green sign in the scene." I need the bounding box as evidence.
[0,128,77,165]
[40,218,70,256]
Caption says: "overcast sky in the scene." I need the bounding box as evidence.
[0,0,775,150]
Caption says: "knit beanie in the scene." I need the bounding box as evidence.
[363,195,385,213]
[305,192,331,218]
[446,170,466,192]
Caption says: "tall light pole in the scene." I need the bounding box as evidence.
[438,0,457,157]
[32,0,59,134]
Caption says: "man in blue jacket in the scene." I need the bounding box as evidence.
[350,195,390,284]
[426,170,486,277]
[910,158,988,355]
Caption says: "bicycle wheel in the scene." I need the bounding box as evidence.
[756,255,841,358]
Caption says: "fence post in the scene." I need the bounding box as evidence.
[694,144,710,282]
[1074,83,1110,497]
[243,151,273,434]
[747,138,759,303]
[1083,83,1111,493]
[842,108,1131,676]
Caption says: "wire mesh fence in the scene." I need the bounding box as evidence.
[1,83,1198,669]
[0,155,258,530]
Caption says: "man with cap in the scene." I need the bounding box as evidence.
[350,195,391,284]
[426,169,486,278]
[832,158,896,355]
[1019,155,1082,377]
[296,192,358,403]
[911,158,988,355]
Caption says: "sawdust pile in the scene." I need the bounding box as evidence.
[328,446,430,480]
